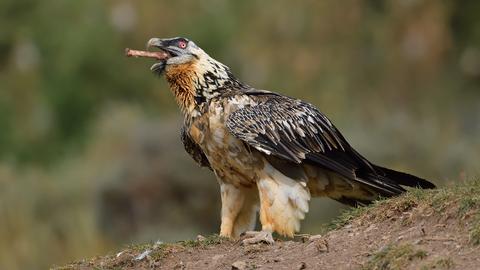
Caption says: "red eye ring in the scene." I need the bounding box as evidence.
[178,40,187,49]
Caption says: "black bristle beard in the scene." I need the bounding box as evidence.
[151,61,166,76]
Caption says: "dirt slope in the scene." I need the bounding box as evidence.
[54,179,480,270]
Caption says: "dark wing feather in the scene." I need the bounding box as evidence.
[181,126,211,170]
[225,93,408,196]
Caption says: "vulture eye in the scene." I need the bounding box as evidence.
[178,40,187,49]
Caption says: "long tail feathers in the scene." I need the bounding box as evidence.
[336,165,436,207]
[373,165,436,190]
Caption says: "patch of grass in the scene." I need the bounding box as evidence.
[325,178,480,247]
[362,243,427,270]
[327,204,370,230]
[458,197,478,215]
[325,193,420,232]
[54,235,229,269]
[126,242,155,252]
[384,196,418,214]
[420,257,454,270]
[124,241,170,262]
[470,217,480,245]
[180,239,203,248]
[149,245,169,261]
[178,234,227,248]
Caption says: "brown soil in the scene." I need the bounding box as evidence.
[54,180,480,270]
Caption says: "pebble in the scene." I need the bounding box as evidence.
[232,260,247,270]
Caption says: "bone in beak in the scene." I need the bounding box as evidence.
[125,48,168,61]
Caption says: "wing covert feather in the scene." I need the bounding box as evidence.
[225,93,406,195]
[226,94,347,165]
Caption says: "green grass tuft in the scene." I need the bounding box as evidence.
[327,204,370,230]
[178,234,227,248]
[420,257,454,270]
[126,242,155,252]
[362,243,427,270]
[124,241,170,262]
[470,217,480,245]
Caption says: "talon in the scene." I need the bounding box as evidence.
[241,231,274,245]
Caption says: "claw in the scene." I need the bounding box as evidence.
[241,231,274,245]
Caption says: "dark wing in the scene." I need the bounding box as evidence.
[181,126,211,170]
[225,93,409,196]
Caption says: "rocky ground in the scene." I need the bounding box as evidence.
[54,179,480,270]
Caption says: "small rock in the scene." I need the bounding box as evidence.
[306,238,329,253]
[308,234,323,242]
[134,249,151,261]
[297,262,307,269]
[232,260,247,270]
[116,251,125,258]
[197,235,207,241]
[212,254,225,261]
[294,233,311,243]
[173,261,185,270]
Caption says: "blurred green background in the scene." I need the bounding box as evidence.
[1,0,479,269]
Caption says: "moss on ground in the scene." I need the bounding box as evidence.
[420,257,454,270]
[362,243,427,270]
[470,217,480,245]
[178,234,228,248]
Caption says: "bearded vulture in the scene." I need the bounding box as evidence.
[126,37,435,244]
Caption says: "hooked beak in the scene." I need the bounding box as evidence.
[146,38,173,74]
[147,38,179,57]
[147,38,165,50]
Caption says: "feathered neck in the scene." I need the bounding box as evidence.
[164,54,247,116]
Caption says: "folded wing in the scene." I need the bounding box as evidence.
[226,92,423,198]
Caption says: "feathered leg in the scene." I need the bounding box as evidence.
[243,163,311,244]
[219,182,258,238]
[231,188,258,237]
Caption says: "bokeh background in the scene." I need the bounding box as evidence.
[1,0,479,269]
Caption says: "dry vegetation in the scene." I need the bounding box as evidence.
[54,178,480,270]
